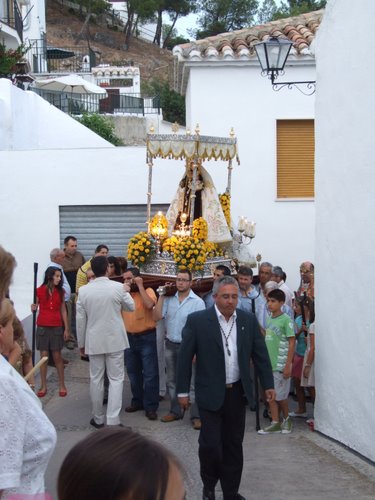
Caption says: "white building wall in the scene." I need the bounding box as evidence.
[0,79,113,150]
[186,62,316,289]
[0,78,186,319]
[314,0,375,462]
[0,147,182,319]
[22,0,46,41]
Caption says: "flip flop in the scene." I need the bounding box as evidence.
[37,389,47,398]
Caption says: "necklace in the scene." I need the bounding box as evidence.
[219,316,235,356]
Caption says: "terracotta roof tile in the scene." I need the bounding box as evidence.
[232,38,248,50]
[172,9,324,93]
[174,9,323,60]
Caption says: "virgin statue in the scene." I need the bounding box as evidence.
[166,161,232,244]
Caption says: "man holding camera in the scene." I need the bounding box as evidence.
[122,267,159,421]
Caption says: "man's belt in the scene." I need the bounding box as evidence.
[226,380,241,389]
[165,338,181,345]
[127,328,156,337]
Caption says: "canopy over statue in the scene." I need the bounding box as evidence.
[146,132,239,162]
[146,129,239,240]
[126,127,255,282]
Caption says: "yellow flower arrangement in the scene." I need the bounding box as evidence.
[162,220,225,271]
[203,240,224,258]
[127,232,155,267]
[162,236,179,254]
[192,217,208,240]
[219,192,231,228]
[172,236,206,271]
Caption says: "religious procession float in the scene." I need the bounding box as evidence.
[126,126,258,294]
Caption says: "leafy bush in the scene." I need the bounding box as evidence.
[76,113,123,145]
[142,79,186,126]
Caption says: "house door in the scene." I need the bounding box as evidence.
[99,88,120,113]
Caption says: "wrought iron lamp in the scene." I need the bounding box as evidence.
[254,37,316,95]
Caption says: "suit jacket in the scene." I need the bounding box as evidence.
[76,277,135,355]
[176,306,274,411]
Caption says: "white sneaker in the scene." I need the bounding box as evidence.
[289,411,307,418]
[281,416,292,434]
[258,421,282,434]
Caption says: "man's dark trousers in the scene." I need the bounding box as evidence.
[199,380,246,499]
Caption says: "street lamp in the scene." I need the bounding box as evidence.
[254,36,316,95]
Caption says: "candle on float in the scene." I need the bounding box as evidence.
[245,221,256,238]
[238,216,246,232]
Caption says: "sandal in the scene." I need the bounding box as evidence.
[37,389,47,398]
[59,389,68,397]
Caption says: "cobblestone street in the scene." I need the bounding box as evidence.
[42,349,375,500]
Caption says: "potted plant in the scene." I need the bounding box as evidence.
[0,41,30,78]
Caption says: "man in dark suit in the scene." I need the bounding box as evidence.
[176,276,275,500]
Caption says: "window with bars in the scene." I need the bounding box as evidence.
[276,119,315,199]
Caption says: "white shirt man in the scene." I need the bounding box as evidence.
[77,256,135,427]
[271,266,293,308]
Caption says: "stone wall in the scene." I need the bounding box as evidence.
[107,115,147,145]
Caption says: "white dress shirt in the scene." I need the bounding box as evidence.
[214,305,240,384]
[278,280,294,308]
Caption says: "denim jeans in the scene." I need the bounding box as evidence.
[124,330,159,412]
[165,339,199,419]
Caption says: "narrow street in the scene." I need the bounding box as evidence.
[42,349,375,500]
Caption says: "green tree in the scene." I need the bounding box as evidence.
[151,0,196,47]
[271,0,326,20]
[162,24,190,49]
[76,113,123,145]
[75,0,111,43]
[121,0,195,49]
[142,79,186,125]
[194,0,259,39]
[123,0,158,49]
[161,0,197,48]
[256,0,278,24]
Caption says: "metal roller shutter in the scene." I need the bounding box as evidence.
[277,119,315,199]
[59,204,169,259]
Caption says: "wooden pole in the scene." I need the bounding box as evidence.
[31,262,38,365]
